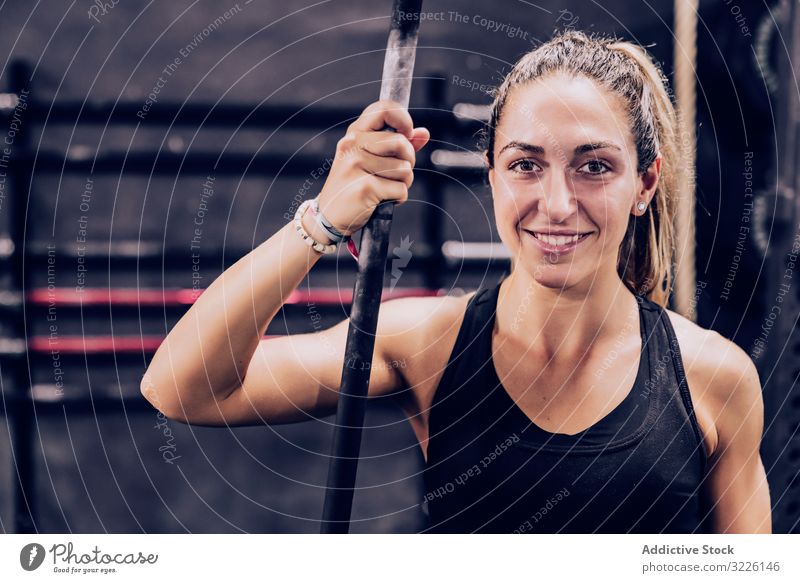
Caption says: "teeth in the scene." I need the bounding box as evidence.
[533,232,584,246]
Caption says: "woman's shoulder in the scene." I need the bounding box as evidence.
[372,290,480,452]
[663,307,756,383]
[376,289,477,391]
[663,307,721,355]
[663,307,763,457]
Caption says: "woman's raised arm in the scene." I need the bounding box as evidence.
[140,99,430,425]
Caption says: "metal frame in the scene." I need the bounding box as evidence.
[0,58,489,533]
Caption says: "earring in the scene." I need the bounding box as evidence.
[636,201,647,212]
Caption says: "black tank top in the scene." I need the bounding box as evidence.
[421,281,713,533]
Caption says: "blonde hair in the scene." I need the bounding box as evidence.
[482,30,684,307]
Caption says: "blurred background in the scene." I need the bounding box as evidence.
[0,0,797,533]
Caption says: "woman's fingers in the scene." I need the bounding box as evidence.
[409,126,430,152]
[348,99,414,138]
[357,130,416,163]
[314,100,428,235]
[359,150,414,186]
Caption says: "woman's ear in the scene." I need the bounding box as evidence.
[634,154,661,211]
[485,151,495,190]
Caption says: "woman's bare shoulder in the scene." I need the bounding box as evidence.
[664,308,762,438]
[378,290,476,356]
[666,310,761,455]
[664,308,754,383]
[664,309,720,356]
[376,290,477,386]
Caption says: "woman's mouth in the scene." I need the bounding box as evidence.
[524,230,593,255]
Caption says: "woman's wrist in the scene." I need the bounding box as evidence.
[293,198,360,260]
[300,204,335,245]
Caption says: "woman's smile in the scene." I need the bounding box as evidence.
[524,229,594,255]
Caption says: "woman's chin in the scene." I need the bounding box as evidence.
[533,277,575,291]
[518,264,581,290]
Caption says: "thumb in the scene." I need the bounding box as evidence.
[409,127,430,152]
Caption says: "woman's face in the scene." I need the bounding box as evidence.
[488,73,660,291]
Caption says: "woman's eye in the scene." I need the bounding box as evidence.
[508,159,540,173]
[578,160,611,175]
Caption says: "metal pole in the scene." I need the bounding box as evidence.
[6,59,36,533]
[320,0,423,534]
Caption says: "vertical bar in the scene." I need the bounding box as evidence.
[320,0,423,534]
[6,59,36,534]
[422,75,446,290]
[672,0,699,317]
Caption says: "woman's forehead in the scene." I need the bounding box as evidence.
[506,73,625,113]
[497,75,631,150]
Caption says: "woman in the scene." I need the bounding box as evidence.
[141,30,771,533]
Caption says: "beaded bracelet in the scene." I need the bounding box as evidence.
[293,199,337,254]
[309,199,360,261]
[312,197,350,244]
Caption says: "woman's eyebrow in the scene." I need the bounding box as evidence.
[498,141,545,157]
[498,140,622,157]
[574,141,622,154]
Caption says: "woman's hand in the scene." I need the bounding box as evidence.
[315,99,430,236]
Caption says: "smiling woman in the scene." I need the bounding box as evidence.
[483,33,676,304]
[419,30,771,533]
[141,29,771,534]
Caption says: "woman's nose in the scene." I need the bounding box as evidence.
[540,171,577,223]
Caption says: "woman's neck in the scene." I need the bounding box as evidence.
[496,267,639,360]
